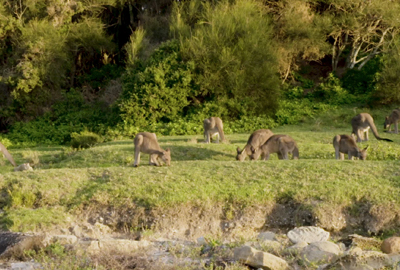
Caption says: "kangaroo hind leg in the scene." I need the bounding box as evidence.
[133,135,144,167]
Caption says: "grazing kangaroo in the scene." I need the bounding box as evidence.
[133,132,171,167]
[333,134,368,160]
[203,117,225,143]
[250,134,299,160]
[384,109,400,134]
[236,129,274,161]
[0,142,17,167]
[351,113,393,142]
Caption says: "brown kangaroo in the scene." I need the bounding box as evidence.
[351,113,392,142]
[133,132,171,167]
[203,117,225,143]
[236,129,274,161]
[384,109,400,134]
[250,134,299,160]
[333,134,368,160]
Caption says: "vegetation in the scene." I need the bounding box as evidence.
[1,0,400,144]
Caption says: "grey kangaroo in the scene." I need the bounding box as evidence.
[351,113,392,142]
[250,134,299,160]
[133,132,171,167]
[203,117,225,143]
[236,129,274,161]
[333,134,368,160]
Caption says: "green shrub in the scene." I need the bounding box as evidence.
[310,73,356,105]
[120,40,197,128]
[70,131,103,149]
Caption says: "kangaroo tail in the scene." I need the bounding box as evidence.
[369,120,393,142]
[378,138,393,142]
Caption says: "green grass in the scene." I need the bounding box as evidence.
[1,107,400,232]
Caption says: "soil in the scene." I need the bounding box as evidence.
[80,200,400,240]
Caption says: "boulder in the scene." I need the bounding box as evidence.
[0,232,44,259]
[287,226,330,244]
[324,248,391,270]
[76,239,150,255]
[258,231,277,241]
[382,237,400,254]
[233,245,290,270]
[300,241,340,264]
[285,241,308,255]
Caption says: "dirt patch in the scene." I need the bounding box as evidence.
[77,200,400,240]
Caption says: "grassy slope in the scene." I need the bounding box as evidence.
[1,107,400,232]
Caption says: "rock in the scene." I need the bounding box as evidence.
[258,232,277,241]
[197,236,207,245]
[10,262,41,270]
[43,235,78,246]
[341,234,382,250]
[285,241,308,255]
[287,226,330,244]
[70,225,83,238]
[76,239,150,255]
[300,241,340,264]
[324,249,391,270]
[382,237,400,254]
[233,245,290,270]
[0,232,45,259]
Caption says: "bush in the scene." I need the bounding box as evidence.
[310,73,356,105]
[70,130,103,149]
[120,40,197,128]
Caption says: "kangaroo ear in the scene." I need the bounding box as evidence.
[363,145,369,151]
[237,147,241,154]
[165,148,170,152]
[250,146,257,153]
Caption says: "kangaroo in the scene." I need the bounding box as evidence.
[384,109,400,134]
[236,129,274,161]
[333,134,368,160]
[0,142,17,167]
[203,117,225,143]
[351,113,393,142]
[14,163,33,172]
[250,134,299,160]
[133,132,171,167]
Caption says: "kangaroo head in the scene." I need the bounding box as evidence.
[236,147,246,161]
[384,116,390,130]
[249,146,260,160]
[358,145,369,160]
[161,148,171,166]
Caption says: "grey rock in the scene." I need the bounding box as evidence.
[234,245,290,270]
[300,241,340,264]
[258,232,277,241]
[287,226,330,244]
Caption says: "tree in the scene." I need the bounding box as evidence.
[321,0,400,72]
[266,0,329,81]
[171,0,281,117]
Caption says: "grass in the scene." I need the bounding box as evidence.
[0,107,400,232]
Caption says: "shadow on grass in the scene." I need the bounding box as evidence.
[169,145,235,161]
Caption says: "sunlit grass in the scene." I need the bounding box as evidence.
[1,106,400,231]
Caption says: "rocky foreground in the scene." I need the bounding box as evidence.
[0,225,400,269]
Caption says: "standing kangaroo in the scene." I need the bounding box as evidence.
[0,142,17,167]
[236,129,274,161]
[133,132,171,167]
[384,109,400,134]
[250,134,299,160]
[333,134,368,160]
[351,113,393,142]
[203,117,225,143]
